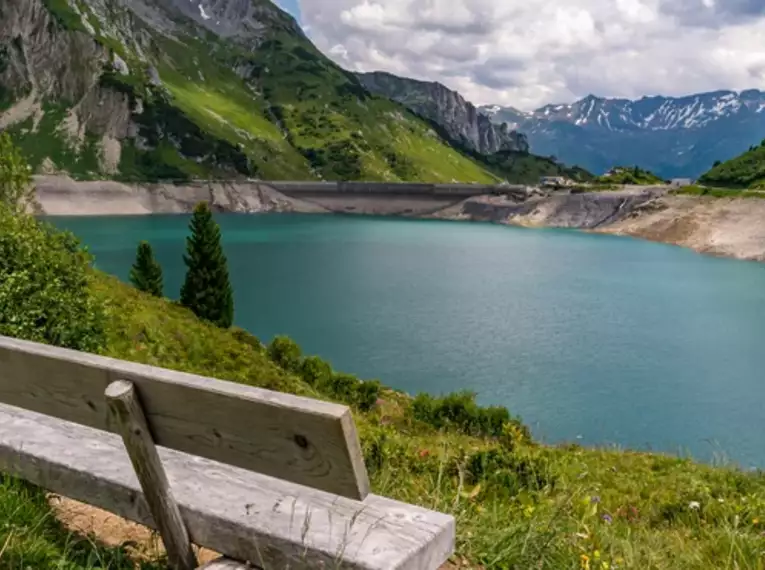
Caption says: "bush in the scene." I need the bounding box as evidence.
[411,391,523,438]
[355,379,382,412]
[319,373,381,412]
[267,335,302,372]
[300,355,332,386]
[0,133,33,213]
[230,327,263,351]
[465,447,555,493]
[0,207,106,352]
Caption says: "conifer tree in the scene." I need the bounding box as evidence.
[129,241,164,297]
[180,202,234,328]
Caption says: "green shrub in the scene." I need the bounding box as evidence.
[323,373,359,401]
[0,132,34,213]
[355,379,382,412]
[230,327,263,351]
[0,207,105,352]
[267,335,302,372]
[465,448,555,494]
[412,391,522,438]
[300,355,332,386]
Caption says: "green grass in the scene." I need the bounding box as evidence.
[4,102,103,178]
[700,143,765,189]
[0,476,165,569]
[6,267,765,569]
[671,185,765,199]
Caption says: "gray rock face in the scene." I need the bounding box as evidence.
[161,0,301,43]
[0,0,107,103]
[356,71,529,155]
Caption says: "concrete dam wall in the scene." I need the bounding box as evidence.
[33,176,528,217]
[269,181,526,197]
[268,181,528,216]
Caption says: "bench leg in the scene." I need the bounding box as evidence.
[106,380,198,570]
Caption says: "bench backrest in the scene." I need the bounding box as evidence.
[0,335,369,500]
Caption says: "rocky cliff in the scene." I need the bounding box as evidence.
[356,71,529,155]
[0,0,506,183]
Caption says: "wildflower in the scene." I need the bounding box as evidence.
[580,554,590,570]
[418,449,430,458]
[689,501,701,510]
[718,498,725,504]
[753,518,760,525]
[375,398,385,407]
[602,513,613,524]
[591,496,601,504]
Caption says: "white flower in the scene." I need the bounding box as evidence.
[689,501,701,510]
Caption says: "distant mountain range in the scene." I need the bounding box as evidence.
[479,91,765,179]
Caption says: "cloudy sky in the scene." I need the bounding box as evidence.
[275,0,765,110]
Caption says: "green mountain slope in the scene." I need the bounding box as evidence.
[0,0,500,183]
[700,140,765,188]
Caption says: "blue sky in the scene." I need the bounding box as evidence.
[275,0,301,23]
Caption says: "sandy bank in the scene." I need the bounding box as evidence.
[33,176,765,262]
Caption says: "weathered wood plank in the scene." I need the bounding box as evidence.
[196,558,252,569]
[106,380,197,570]
[0,335,369,500]
[0,404,454,570]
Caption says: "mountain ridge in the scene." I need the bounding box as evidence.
[479,90,765,178]
[356,70,529,155]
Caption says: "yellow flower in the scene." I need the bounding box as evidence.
[753,518,760,525]
[594,550,601,559]
[581,554,591,570]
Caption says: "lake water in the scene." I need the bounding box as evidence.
[48,213,765,468]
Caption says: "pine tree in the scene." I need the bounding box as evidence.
[129,241,164,297]
[180,202,234,328]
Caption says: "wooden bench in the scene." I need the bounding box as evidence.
[0,335,454,569]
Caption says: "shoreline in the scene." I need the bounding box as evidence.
[32,175,765,263]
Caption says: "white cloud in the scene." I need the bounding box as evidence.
[297,0,765,110]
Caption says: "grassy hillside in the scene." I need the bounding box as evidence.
[597,166,665,185]
[0,0,500,184]
[3,203,765,568]
[700,140,765,189]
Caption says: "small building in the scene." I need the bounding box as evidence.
[670,178,694,187]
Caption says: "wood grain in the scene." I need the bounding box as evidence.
[0,335,369,500]
[106,380,197,570]
[196,558,253,569]
[0,404,454,570]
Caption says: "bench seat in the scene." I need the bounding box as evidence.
[0,403,454,570]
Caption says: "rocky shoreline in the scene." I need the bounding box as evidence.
[33,175,765,263]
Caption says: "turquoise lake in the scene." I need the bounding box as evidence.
[48,213,765,468]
